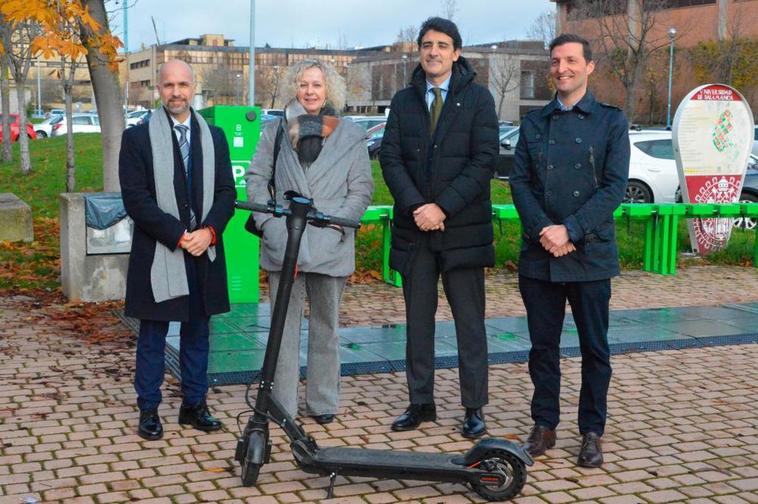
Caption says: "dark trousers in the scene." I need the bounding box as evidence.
[402,240,488,408]
[519,275,612,435]
[134,258,210,412]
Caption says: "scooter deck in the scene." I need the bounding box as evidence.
[296,445,472,483]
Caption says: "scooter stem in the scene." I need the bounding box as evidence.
[251,197,311,423]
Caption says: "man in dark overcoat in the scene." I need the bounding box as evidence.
[119,59,235,440]
[510,34,630,467]
[380,17,499,438]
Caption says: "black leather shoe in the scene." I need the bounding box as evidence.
[461,407,487,439]
[577,431,603,468]
[138,409,163,440]
[178,401,222,432]
[391,403,436,431]
[311,414,335,425]
[523,424,556,457]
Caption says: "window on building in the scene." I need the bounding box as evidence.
[520,71,535,99]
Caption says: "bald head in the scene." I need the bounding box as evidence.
[158,59,195,121]
[159,59,194,85]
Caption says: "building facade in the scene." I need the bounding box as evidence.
[552,0,758,122]
[121,34,388,109]
[346,41,551,122]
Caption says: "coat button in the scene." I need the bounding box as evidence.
[575,162,582,169]
[575,137,582,144]
[573,190,580,197]
[553,114,559,120]
[183,203,189,209]
[536,134,541,140]
[549,139,556,145]
[578,114,585,119]
[547,164,554,170]
[546,190,553,197]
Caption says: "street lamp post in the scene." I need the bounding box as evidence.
[401,54,408,85]
[248,0,255,106]
[666,27,676,130]
[236,73,242,105]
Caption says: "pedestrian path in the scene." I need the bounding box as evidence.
[123,301,758,386]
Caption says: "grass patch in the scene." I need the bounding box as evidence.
[1,136,755,291]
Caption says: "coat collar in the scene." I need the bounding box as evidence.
[542,91,597,117]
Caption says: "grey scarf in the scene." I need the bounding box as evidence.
[148,106,216,304]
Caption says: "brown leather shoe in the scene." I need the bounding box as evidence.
[523,424,556,457]
[577,432,603,468]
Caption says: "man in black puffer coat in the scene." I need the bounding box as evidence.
[380,17,499,439]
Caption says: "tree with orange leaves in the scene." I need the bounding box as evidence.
[0,0,122,188]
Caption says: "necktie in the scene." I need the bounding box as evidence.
[429,87,443,134]
[174,124,196,230]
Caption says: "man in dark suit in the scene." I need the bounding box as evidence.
[119,59,235,440]
[510,34,630,467]
[380,17,498,438]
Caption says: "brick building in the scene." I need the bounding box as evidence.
[551,0,758,123]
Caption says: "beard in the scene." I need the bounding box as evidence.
[166,98,189,116]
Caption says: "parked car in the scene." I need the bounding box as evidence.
[34,115,64,138]
[365,122,386,159]
[624,130,680,203]
[259,112,279,125]
[0,114,37,142]
[752,125,758,156]
[495,126,520,179]
[735,154,758,229]
[125,109,150,128]
[261,108,284,117]
[344,115,387,131]
[51,113,101,136]
[45,108,64,119]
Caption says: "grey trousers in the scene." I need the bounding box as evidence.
[267,271,346,418]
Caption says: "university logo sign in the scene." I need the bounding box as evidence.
[672,84,755,255]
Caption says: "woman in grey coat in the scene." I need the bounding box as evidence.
[245,59,374,424]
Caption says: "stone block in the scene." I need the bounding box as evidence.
[0,193,33,242]
[60,193,129,302]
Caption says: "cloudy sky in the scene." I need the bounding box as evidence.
[115,0,554,51]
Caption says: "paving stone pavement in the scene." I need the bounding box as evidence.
[0,265,757,504]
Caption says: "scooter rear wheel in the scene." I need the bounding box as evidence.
[470,450,527,501]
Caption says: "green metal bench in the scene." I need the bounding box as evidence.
[361,203,758,285]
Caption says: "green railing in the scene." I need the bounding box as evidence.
[360,203,758,286]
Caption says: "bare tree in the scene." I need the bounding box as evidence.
[0,20,12,162]
[258,65,285,109]
[0,18,38,174]
[489,55,520,118]
[576,0,675,122]
[200,62,240,105]
[80,0,125,192]
[527,9,557,49]
[394,25,418,54]
[440,0,457,20]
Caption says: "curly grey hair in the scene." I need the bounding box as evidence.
[283,59,346,112]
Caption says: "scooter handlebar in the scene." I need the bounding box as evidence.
[235,200,361,229]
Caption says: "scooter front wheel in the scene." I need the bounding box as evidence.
[470,450,527,501]
[241,459,261,487]
[240,430,267,486]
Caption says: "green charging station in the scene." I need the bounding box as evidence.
[199,105,262,303]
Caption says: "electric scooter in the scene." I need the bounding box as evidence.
[234,192,532,501]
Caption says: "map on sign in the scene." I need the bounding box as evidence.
[673,84,754,255]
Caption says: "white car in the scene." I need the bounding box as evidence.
[625,130,681,203]
[126,109,150,128]
[51,113,101,136]
[33,115,64,138]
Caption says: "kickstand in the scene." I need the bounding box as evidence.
[326,472,337,499]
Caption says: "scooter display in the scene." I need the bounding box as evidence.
[234,192,532,501]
